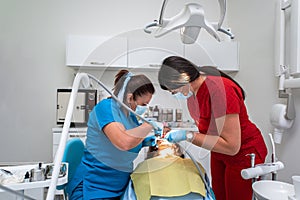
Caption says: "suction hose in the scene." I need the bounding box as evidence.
[177,142,214,198]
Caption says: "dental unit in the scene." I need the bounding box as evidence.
[241,162,285,181]
[241,134,284,181]
[242,134,284,200]
[144,0,234,44]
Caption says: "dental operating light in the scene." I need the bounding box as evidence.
[144,0,234,44]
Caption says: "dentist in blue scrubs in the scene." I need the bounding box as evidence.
[68,69,158,200]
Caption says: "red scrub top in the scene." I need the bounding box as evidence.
[187,76,267,164]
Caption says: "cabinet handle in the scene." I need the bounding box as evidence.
[70,134,86,138]
[90,61,105,65]
[149,64,161,68]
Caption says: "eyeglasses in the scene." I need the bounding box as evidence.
[170,84,189,94]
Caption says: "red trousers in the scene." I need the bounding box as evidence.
[211,153,265,200]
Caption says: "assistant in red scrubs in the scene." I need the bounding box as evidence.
[158,56,267,200]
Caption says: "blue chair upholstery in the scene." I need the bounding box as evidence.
[56,138,84,196]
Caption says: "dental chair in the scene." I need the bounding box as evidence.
[55,138,84,200]
[122,156,215,200]
[122,141,215,200]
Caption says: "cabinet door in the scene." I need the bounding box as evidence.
[66,35,127,68]
[127,33,184,69]
[184,41,239,72]
[52,128,87,159]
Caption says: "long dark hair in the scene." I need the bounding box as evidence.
[113,69,155,103]
[158,56,245,100]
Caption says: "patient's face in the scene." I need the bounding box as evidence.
[147,139,183,159]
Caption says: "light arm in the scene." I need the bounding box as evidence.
[217,0,226,29]
[144,0,232,43]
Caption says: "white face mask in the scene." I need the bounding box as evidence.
[135,105,148,115]
[172,91,193,99]
[172,84,193,99]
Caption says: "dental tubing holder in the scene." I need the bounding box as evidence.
[270,65,295,144]
[46,73,159,200]
[278,65,296,121]
[241,161,284,180]
[270,104,294,144]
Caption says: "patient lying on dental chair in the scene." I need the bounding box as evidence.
[122,139,216,200]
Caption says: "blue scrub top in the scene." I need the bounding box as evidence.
[68,98,142,199]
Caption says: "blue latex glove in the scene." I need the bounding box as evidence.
[147,120,162,137]
[164,129,187,143]
[153,127,162,137]
[142,135,157,147]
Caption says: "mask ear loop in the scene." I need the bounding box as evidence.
[181,83,191,95]
[117,72,134,106]
[188,83,195,96]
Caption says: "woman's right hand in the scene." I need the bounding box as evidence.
[144,120,163,137]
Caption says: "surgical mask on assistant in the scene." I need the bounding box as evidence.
[173,91,193,99]
[172,84,193,99]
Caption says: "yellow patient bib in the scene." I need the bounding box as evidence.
[131,156,206,200]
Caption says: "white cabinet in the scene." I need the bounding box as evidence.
[52,127,87,159]
[66,35,127,68]
[127,34,184,69]
[184,41,239,72]
[66,34,239,72]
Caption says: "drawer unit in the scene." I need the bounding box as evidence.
[52,127,87,159]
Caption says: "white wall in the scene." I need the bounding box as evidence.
[228,0,278,158]
[0,0,164,164]
[228,0,300,183]
[0,0,219,164]
[0,0,299,183]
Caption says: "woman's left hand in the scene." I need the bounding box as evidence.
[164,130,187,143]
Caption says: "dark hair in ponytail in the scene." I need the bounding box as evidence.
[113,69,155,102]
[158,56,245,100]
